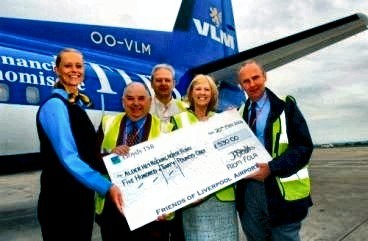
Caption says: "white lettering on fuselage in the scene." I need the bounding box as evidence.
[0,54,181,102]
[192,18,235,50]
[0,55,56,86]
[90,31,152,55]
[88,63,116,94]
[1,56,53,71]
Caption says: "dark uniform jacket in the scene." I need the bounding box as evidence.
[36,93,102,241]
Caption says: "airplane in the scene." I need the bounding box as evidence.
[0,0,367,173]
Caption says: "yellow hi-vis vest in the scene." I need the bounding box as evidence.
[175,99,189,112]
[95,113,161,214]
[271,97,311,201]
[171,111,235,202]
[238,97,311,201]
[152,99,188,133]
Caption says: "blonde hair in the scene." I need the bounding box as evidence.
[55,48,83,67]
[185,74,218,112]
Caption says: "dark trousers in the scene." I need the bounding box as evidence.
[38,188,95,241]
[238,180,302,241]
[96,198,185,241]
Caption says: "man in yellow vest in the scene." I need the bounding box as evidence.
[149,63,186,240]
[236,59,314,241]
[95,82,183,241]
[149,63,187,133]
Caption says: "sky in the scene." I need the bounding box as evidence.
[1,0,367,144]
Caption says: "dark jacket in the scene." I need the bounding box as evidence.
[237,88,314,226]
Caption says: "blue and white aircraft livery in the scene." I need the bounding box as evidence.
[0,0,367,173]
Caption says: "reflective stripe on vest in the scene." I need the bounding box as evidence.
[238,102,246,117]
[96,113,161,214]
[172,111,235,202]
[273,102,311,201]
[175,99,189,112]
[100,114,123,153]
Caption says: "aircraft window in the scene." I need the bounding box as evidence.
[26,86,40,104]
[0,83,10,102]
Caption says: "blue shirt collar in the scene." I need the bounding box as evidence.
[251,92,268,109]
[52,88,69,99]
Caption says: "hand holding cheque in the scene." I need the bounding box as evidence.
[103,109,272,230]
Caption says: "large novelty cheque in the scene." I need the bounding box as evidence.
[103,109,272,230]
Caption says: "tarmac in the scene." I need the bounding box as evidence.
[0,146,367,241]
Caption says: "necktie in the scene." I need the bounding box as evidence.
[249,102,257,133]
[126,123,139,146]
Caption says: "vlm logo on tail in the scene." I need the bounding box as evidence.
[193,6,235,49]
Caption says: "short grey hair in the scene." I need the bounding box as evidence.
[123,82,151,97]
[238,59,266,77]
[150,63,175,81]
